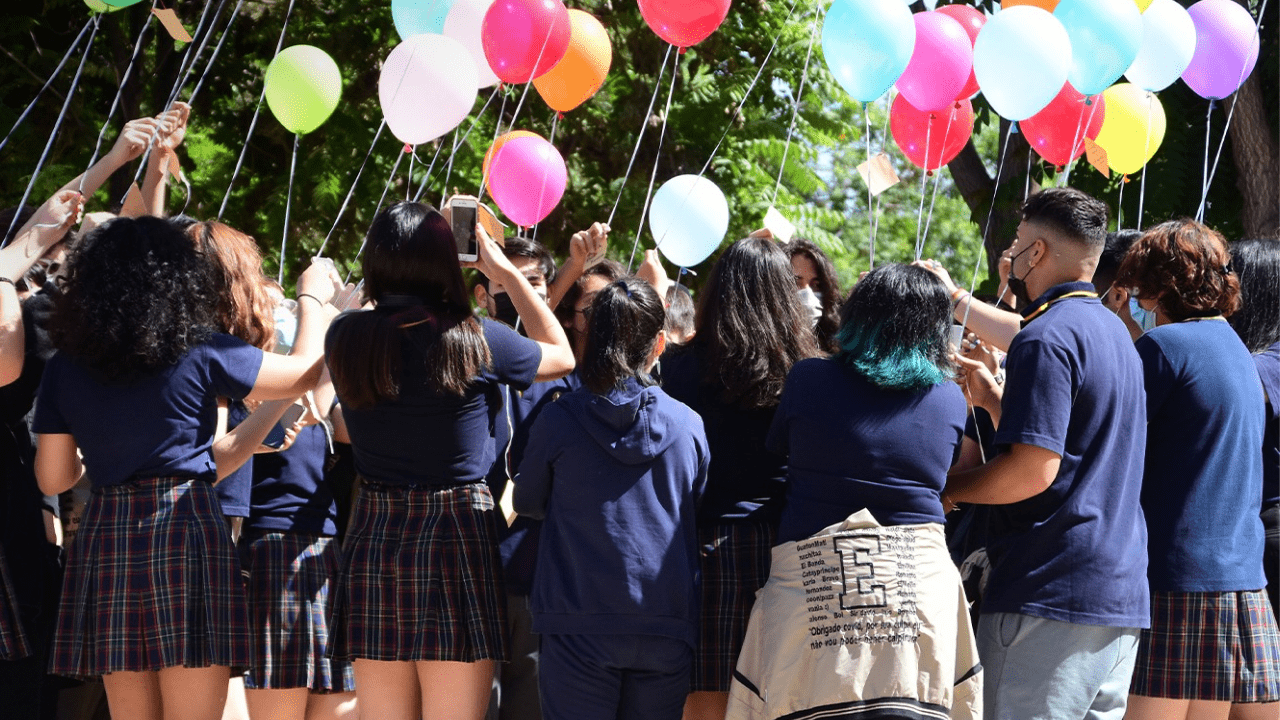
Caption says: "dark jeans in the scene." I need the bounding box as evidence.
[539,633,691,720]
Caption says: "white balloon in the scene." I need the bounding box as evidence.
[443,0,501,89]
[973,6,1073,121]
[649,175,729,269]
[1124,0,1197,92]
[379,34,479,145]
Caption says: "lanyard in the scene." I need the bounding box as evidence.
[1020,291,1098,326]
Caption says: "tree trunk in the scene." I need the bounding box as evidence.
[947,118,1036,281]
[1227,72,1279,237]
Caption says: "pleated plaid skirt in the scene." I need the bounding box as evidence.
[240,531,355,692]
[1131,589,1280,702]
[328,480,509,663]
[692,521,775,692]
[0,543,32,661]
[49,477,251,679]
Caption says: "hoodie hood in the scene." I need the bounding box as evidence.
[569,377,680,466]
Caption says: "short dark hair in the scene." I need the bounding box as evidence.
[581,277,666,395]
[556,258,626,322]
[664,283,695,340]
[1115,219,1241,323]
[1227,238,1280,353]
[1021,188,1108,249]
[475,234,556,290]
[1095,229,1143,291]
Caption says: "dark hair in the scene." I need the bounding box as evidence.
[1227,238,1280,353]
[50,216,218,380]
[1115,219,1241,323]
[581,277,666,395]
[557,258,626,324]
[1021,187,1108,249]
[784,237,844,353]
[1095,229,1143,292]
[664,283,695,340]
[327,202,490,408]
[475,234,556,290]
[694,237,820,409]
[835,263,954,391]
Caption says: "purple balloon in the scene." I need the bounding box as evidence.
[1182,0,1259,99]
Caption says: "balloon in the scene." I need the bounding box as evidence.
[379,35,479,145]
[481,0,571,84]
[1003,0,1059,11]
[1021,81,1106,165]
[487,134,567,227]
[443,0,502,88]
[637,0,730,48]
[649,175,729,268]
[1124,0,1197,91]
[264,46,343,135]
[534,10,612,113]
[1134,0,1153,11]
[890,95,975,170]
[86,0,130,11]
[1182,0,1260,100]
[821,0,916,103]
[896,12,973,112]
[1093,83,1166,175]
[100,0,144,6]
[392,0,456,39]
[1053,0,1143,96]
[935,4,985,99]
[972,6,1072,121]
[483,130,539,180]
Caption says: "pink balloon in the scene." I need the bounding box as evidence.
[935,4,985,100]
[481,0,571,84]
[1182,0,1260,100]
[487,135,567,227]
[897,11,974,113]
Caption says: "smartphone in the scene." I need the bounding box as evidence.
[262,404,306,450]
[450,196,479,262]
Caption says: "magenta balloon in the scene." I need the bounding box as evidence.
[488,135,567,227]
[481,0,571,84]
[897,11,974,113]
[1182,0,1259,99]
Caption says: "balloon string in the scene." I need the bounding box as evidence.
[531,112,559,245]
[416,85,500,203]
[1137,95,1153,230]
[1117,174,1125,230]
[217,0,300,219]
[1060,96,1098,187]
[346,148,406,283]
[919,105,957,258]
[1023,147,1033,201]
[407,145,415,202]
[416,131,451,203]
[278,133,299,284]
[187,0,246,107]
[606,45,672,227]
[958,121,1014,332]
[770,12,819,209]
[317,119,386,257]
[1195,100,1213,223]
[0,18,94,157]
[628,49,680,273]
[913,121,933,260]
[2,15,101,248]
[864,103,874,270]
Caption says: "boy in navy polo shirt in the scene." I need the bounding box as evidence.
[944,188,1149,720]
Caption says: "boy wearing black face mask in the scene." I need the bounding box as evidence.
[474,235,557,330]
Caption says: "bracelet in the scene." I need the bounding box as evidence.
[297,293,325,306]
[950,287,969,303]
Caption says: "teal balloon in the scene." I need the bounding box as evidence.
[392,0,457,39]
[649,175,729,269]
[1054,0,1143,96]
[264,46,343,135]
[821,0,916,103]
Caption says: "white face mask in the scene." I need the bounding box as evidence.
[273,300,299,354]
[797,286,823,322]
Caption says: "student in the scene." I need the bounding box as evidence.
[944,188,1150,720]
[324,202,573,720]
[514,277,709,720]
[1115,222,1280,719]
[783,237,843,353]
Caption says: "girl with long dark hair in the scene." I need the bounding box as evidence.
[783,237,844,354]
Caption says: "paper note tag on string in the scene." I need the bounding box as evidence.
[1083,138,1110,178]
[856,152,900,196]
[152,8,194,43]
[763,206,796,243]
[167,154,184,183]
[119,183,147,218]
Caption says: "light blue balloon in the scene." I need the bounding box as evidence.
[821,0,915,103]
[392,0,457,40]
[649,175,729,269]
[1054,0,1143,96]
[972,6,1072,121]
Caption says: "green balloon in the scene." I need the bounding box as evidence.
[87,0,132,10]
[264,45,342,135]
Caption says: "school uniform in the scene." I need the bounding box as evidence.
[514,378,709,720]
[1131,319,1280,702]
[32,333,263,678]
[1255,342,1280,618]
[661,345,786,692]
[327,315,540,663]
[214,401,253,523]
[241,422,354,693]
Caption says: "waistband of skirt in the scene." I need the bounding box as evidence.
[92,476,209,495]
[358,477,487,493]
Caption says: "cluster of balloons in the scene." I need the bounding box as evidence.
[824,0,1260,176]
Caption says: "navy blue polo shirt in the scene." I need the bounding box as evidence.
[1137,320,1266,592]
[986,281,1150,628]
[249,423,338,536]
[214,400,252,517]
[1256,342,1280,509]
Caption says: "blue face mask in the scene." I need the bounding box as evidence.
[1129,296,1156,333]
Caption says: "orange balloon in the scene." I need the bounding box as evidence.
[1002,0,1059,11]
[533,10,612,113]
[483,130,540,182]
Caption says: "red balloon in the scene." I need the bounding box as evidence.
[890,95,975,171]
[935,4,985,100]
[637,0,730,48]
[482,0,571,84]
[1020,81,1106,166]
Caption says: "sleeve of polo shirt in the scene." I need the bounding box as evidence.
[993,338,1074,456]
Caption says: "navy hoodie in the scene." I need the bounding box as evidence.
[514,377,709,648]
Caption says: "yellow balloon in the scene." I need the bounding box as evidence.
[1093,83,1165,175]
[1134,0,1154,11]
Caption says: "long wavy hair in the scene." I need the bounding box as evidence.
[694,237,819,409]
[50,216,219,380]
[186,221,275,352]
[784,237,844,353]
[1227,238,1280,353]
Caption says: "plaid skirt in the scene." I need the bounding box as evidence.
[1131,589,1280,702]
[240,531,355,693]
[49,477,251,679]
[692,521,774,692]
[328,480,509,663]
[0,543,32,661]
